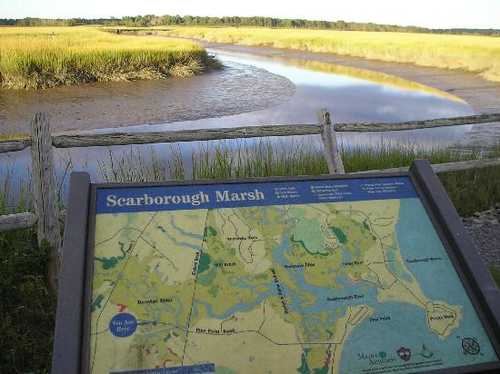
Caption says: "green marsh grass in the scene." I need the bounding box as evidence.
[491,267,500,288]
[0,27,210,89]
[97,147,175,183]
[0,226,55,374]
[165,26,500,82]
[0,171,53,374]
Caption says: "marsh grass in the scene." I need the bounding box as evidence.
[342,142,477,172]
[0,226,55,374]
[491,267,500,288]
[0,26,210,89]
[165,26,500,82]
[191,141,328,179]
[439,166,500,217]
[1,140,498,215]
[0,168,31,214]
[97,148,173,183]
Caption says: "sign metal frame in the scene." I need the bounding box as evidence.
[51,160,500,374]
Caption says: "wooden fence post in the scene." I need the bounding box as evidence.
[31,113,61,291]
[319,109,345,174]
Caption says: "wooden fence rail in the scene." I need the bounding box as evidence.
[51,124,323,148]
[1,110,500,287]
[334,113,500,132]
[0,139,31,153]
[0,212,37,232]
[2,113,500,154]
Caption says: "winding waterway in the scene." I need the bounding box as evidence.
[152,48,474,144]
[0,47,479,201]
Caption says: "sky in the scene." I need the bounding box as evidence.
[1,0,499,29]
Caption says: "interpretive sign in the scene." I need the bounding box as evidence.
[52,161,500,374]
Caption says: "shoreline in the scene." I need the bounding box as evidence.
[199,41,500,114]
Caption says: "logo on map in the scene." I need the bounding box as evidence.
[396,347,412,362]
[462,337,481,355]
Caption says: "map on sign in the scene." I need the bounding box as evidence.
[88,177,498,374]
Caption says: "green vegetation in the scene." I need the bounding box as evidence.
[198,253,212,274]
[0,27,211,89]
[491,267,500,288]
[439,167,500,217]
[97,147,182,183]
[163,26,500,82]
[204,226,218,238]
[331,227,348,244]
[0,176,54,373]
[0,228,55,373]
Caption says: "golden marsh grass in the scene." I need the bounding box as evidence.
[165,26,500,82]
[0,27,209,89]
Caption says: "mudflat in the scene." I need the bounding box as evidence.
[0,60,295,134]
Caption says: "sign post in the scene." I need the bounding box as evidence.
[52,160,500,374]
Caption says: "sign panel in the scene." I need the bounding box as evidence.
[52,161,500,374]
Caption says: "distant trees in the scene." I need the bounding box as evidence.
[0,15,498,36]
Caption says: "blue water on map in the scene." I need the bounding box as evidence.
[170,216,204,240]
[397,199,474,304]
[338,197,498,373]
[194,288,273,320]
[158,226,203,252]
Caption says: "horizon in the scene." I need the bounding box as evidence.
[1,0,500,29]
[2,14,500,31]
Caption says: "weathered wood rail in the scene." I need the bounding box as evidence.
[0,212,37,232]
[1,110,500,287]
[334,113,500,132]
[3,113,500,153]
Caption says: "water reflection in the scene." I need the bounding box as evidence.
[217,51,464,101]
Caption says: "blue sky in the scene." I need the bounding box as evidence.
[1,0,499,29]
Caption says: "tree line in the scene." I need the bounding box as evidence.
[0,15,498,36]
